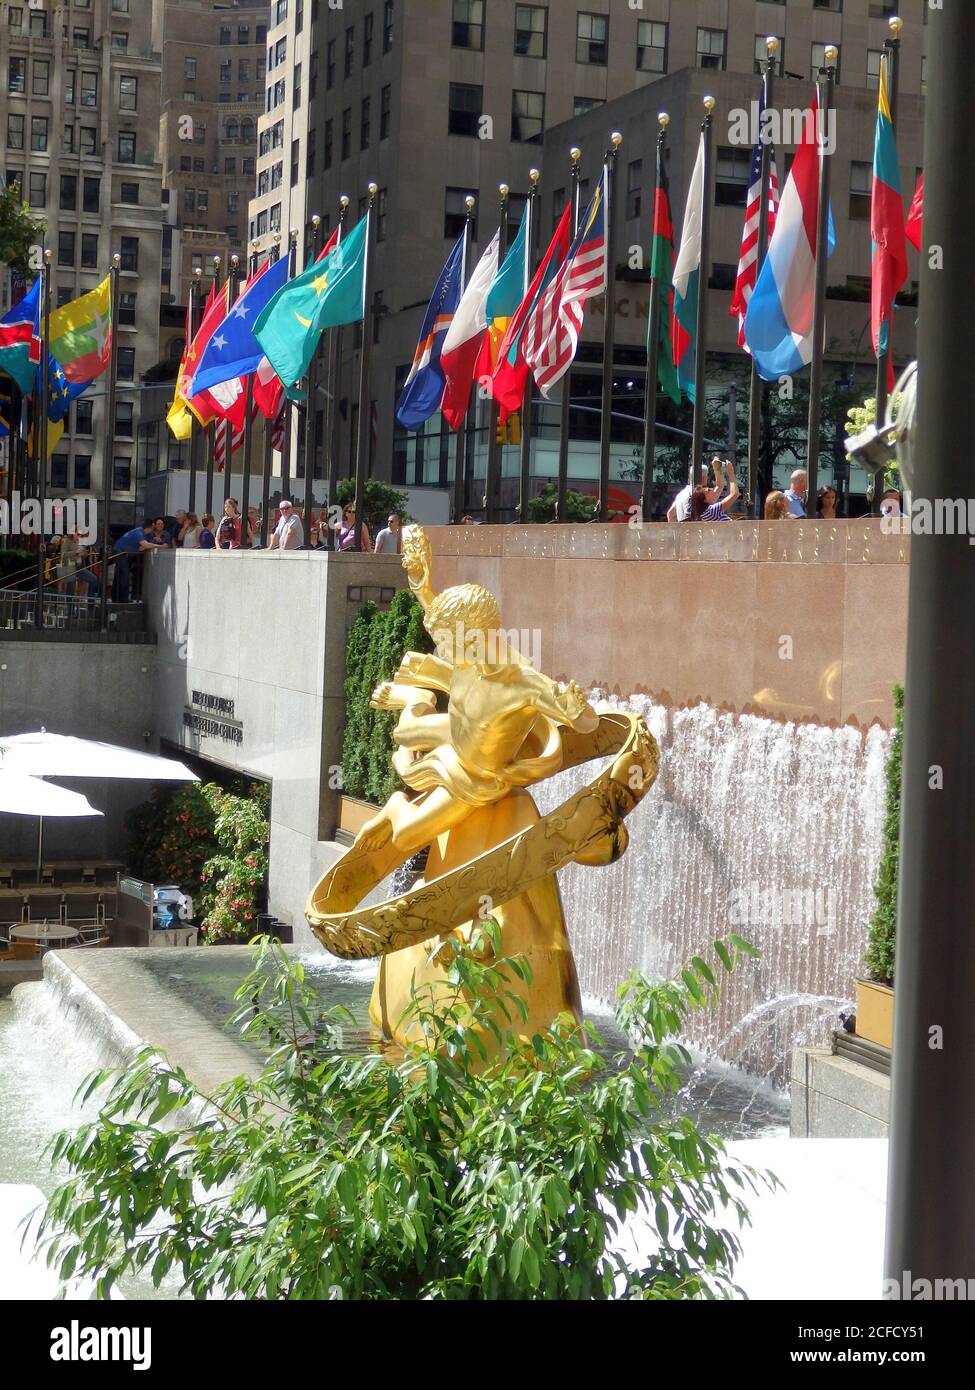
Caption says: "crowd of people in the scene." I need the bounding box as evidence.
[667,460,904,525]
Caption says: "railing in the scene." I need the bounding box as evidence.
[0,590,148,640]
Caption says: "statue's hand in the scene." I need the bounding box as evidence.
[398,651,429,682]
[370,681,399,711]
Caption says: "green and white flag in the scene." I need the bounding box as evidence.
[254,216,367,387]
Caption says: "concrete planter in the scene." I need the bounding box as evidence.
[855,978,894,1050]
[337,795,378,838]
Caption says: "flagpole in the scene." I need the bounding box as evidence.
[302,213,323,548]
[205,254,221,518]
[598,132,623,523]
[482,184,509,525]
[454,195,478,521]
[281,228,299,501]
[187,267,203,519]
[239,242,259,549]
[641,116,669,524]
[353,182,379,552]
[517,168,540,523]
[805,48,838,503]
[873,16,903,514]
[34,249,51,629]
[325,196,350,547]
[98,254,121,632]
[261,232,282,546]
[222,254,242,511]
[747,39,778,517]
[556,147,583,522]
[690,98,716,491]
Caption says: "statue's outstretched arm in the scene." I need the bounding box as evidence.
[394,650,452,694]
[527,674,599,734]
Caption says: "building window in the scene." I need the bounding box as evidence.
[626,158,642,220]
[921,55,927,96]
[7,8,22,31]
[867,49,883,90]
[850,160,871,220]
[573,96,603,116]
[697,28,726,71]
[257,168,269,197]
[65,70,75,105]
[448,82,482,137]
[345,25,354,77]
[113,0,131,9]
[452,0,484,51]
[242,156,254,176]
[80,127,96,155]
[511,89,544,144]
[58,231,76,267]
[812,42,841,82]
[117,347,135,382]
[7,57,25,93]
[60,175,77,211]
[51,456,69,490]
[113,457,132,489]
[80,71,98,107]
[576,12,608,66]
[119,75,137,111]
[326,38,335,89]
[220,25,231,45]
[120,181,139,205]
[111,32,128,53]
[28,10,48,37]
[221,60,232,83]
[83,176,99,212]
[81,233,98,269]
[295,0,303,33]
[376,186,388,241]
[270,203,282,233]
[293,61,302,107]
[6,115,24,151]
[184,57,197,80]
[64,126,75,153]
[120,236,139,272]
[275,0,289,23]
[383,0,394,53]
[73,27,91,49]
[74,456,92,489]
[75,401,93,435]
[813,0,843,11]
[637,20,667,73]
[118,131,136,163]
[32,58,49,95]
[361,96,371,149]
[755,35,785,76]
[324,118,333,169]
[341,107,352,159]
[363,11,374,65]
[444,187,476,240]
[290,139,299,186]
[715,146,751,207]
[239,59,251,82]
[238,23,250,45]
[514,5,547,58]
[28,172,45,207]
[30,117,48,152]
[119,293,136,327]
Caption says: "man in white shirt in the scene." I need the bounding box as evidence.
[374,514,402,554]
[267,498,304,551]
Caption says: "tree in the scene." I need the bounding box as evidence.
[0,182,44,278]
[865,685,903,985]
[34,929,774,1300]
[335,478,410,537]
[526,482,597,524]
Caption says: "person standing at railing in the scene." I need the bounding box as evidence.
[215,498,243,551]
[111,521,156,602]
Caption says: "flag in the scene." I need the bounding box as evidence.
[905,171,923,252]
[214,417,246,472]
[672,133,706,402]
[41,354,87,454]
[441,230,499,430]
[271,400,287,452]
[253,354,285,421]
[0,278,42,393]
[254,215,368,388]
[480,208,530,374]
[396,232,466,431]
[523,175,607,395]
[648,139,681,407]
[188,257,288,396]
[167,292,197,441]
[491,202,572,419]
[49,276,112,384]
[743,90,836,382]
[730,78,780,350]
[871,56,908,390]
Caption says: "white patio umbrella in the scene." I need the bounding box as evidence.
[0,730,198,881]
[0,773,103,819]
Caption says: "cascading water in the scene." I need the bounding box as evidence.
[535,695,889,1088]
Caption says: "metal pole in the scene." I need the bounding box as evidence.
[34,250,52,629]
[805,51,837,504]
[239,243,259,548]
[747,41,778,516]
[325,198,350,544]
[517,169,540,522]
[483,185,509,524]
[874,18,903,453]
[281,228,299,500]
[187,268,202,518]
[598,132,622,522]
[885,0,975,1290]
[353,183,378,551]
[98,255,121,631]
[222,255,242,511]
[642,116,669,524]
[302,214,323,547]
[455,195,478,521]
[690,99,715,491]
[556,149,582,522]
[205,255,222,517]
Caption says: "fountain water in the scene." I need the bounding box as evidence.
[535,695,889,1088]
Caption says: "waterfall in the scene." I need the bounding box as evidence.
[535,696,890,1087]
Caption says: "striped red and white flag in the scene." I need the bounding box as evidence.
[271,401,287,453]
[522,173,607,396]
[730,78,780,350]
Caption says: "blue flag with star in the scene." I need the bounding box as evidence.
[188,256,290,397]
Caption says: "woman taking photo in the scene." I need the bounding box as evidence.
[688,460,739,521]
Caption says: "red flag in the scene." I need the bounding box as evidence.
[253,355,285,420]
[491,204,572,421]
[905,171,924,252]
[183,284,249,427]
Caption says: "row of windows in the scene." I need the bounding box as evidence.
[179,155,255,177]
[6,127,140,164]
[320,87,391,170]
[218,21,268,47]
[323,1,395,91]
[8,61,141,111]
[7,1,131,38]
[49,456,134,492]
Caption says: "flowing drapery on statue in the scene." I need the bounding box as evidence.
[307,527,659,1048]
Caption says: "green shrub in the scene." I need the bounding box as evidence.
[34,927,773,1300]
[199,784,271,944]
[334,478,410,538]
[865,685,904,985]
[527,482,598,524]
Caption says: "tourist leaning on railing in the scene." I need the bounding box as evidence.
[111,522,156,602]
[267,498,304,551]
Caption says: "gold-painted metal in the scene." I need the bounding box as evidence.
[307,527,659,1043]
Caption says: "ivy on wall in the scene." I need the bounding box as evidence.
[341,589,433,806]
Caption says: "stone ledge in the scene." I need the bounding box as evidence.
[791,1047,891,1137]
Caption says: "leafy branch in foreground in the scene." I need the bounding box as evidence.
[30,929,775,1300]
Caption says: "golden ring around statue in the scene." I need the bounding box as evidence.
[306,710,659,961]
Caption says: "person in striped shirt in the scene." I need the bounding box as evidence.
[668,457,726,523]
[688,460,739,521]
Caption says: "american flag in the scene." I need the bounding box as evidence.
[730,79,780,350]
[522,173,607,396]
[271,401,287,452]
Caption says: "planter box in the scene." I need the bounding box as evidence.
[855,978,894,1050]
[337,795,379,839]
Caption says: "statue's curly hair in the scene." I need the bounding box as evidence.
[425,583,501,639]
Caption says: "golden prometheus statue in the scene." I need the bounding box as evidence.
[307,527,659,1045]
